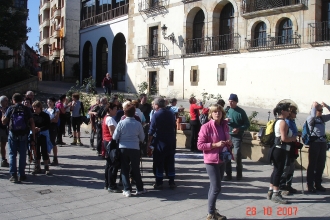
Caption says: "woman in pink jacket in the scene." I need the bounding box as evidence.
[198,104,232,220]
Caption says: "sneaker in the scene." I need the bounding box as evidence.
[223,175,232,181]
[56,141,66,145]
[9,175,18,183]
[135,188,148,195]
[315,185,326,192]
[122,190,131,197]
[271,192,288,204]
[153,183,163,190]
[70,141,77,145]
[32,166,42,175]
[108,188,122,193]
[308,186,316,193]
[18,175,27,182]
[45,165,50,175]
[169,183,177,189]
[51,158,58,166]
[206,211,227,220]
[267,190,273,200]
[1,159,9,167]
[78,142,84,146]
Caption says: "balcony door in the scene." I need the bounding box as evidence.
[322,0,330,41]
[149,71,157,95]
[149,26,158,57]
[219,3,235,50]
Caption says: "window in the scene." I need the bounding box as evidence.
[254,22,267,47]
[321,0,330,41]
[191,9,205,53]
[278,18,293,44]
[217,64,227,85]
[190,66,199,86]
[169,69,174,85]
[219,4,235,50]
[149,26,158,57]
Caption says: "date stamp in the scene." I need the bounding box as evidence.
[246,206,298,217]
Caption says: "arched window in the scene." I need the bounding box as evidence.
[278,18,293,44]
[192,9,205,53]
[254,22,267,47]
[218,3,235,50]
[82,41,92,80]
[322,0,330,41]
[96,37,108,87]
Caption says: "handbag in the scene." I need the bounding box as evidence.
[219,150,232,163]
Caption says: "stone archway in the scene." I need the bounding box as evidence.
[112,33,126,90]
[82,41,92,80]
[96,37,108,87]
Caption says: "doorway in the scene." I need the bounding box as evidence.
[149,71,158,95]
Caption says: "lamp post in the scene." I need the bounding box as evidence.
[161,24,176,44]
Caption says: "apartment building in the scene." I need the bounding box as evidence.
[39,0,80,81]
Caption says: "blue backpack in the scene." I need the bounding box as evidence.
[302,117,324,145]
[9,104,29,135]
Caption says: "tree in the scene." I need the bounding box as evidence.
[0,1,31,60]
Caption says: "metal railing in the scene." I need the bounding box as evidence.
[308,21,330,46]
[80,4,129,29]
[137,43,169,59]
[138,0,169,12]
[182,0,200,3]
[241,0,305,14]
[185,33,241,55]
[245,33,301,51]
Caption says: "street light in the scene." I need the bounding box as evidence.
[161,24,176,44]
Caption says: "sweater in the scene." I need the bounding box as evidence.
[226,106,250,137]
[197,119,230,164]
[190,103,203,121]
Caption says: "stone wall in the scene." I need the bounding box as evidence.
[0,76,38,97]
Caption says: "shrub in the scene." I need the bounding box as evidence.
[0,67,30,88]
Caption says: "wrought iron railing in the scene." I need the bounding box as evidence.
[308,21,330,46]
[245,33,301,51]
[242,0,305,14]
[182,0,200,3]
[138,0,169,12]
[185,33,240,55]
[80,4,129,29]
[137,43,169,59]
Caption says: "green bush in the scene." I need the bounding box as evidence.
[0,67,30,88]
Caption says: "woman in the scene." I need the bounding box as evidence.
[56,95,67,145]
[64,96,72,138]
[113,103,147,197]
[32,101,51,175]
[198,104,231,220]
[267,103,296,204]
[70,93,85,146]
[45,97,59,166]
[102,103,120,193]
[189,97,203,151]
[0,96,9,167]
[306,102,330,193]
[132,100,146,124]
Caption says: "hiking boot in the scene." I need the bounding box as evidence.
[223,175,232,181]
[18,175,27,182]
[206,210,227,220]
[122,190,131,197]
[315,185,326,192]
[135,188,148,195]
[51,158,58,166]
[108,188,121,193]
[45,165,50,175]
[271,192,288,204]
[153,183,163,190]
[1,159,9,167]
[169,182,177,189]
[77,140,83,146]
[9,175,18,183]
[287,186,298,194]
[308,186,316,193]
[267,190,273,200]
[32,165,42,175]
[236,175,242,181]
[71,138,77,145]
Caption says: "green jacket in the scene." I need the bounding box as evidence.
[226,106,250,137]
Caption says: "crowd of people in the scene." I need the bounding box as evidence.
[0,88,329,220]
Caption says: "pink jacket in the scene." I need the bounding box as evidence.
[197,119,231,164]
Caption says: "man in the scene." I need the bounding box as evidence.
[26,91,34,102]
[224,94,250,181]
[147,97,176,189]
[55,95,67,145]
[0,96,9,167]
[139,94,152,156]
[102,73,112,96]
[2,93,35,183]
[88,99,100,150]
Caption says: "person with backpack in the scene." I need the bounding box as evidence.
[70,93,85,146]
[55,95,67,145]
[306,102,330,193]
[0,96,9,167]
[267,103,296,204]
[45,97,60,166]
[2,93,35,182]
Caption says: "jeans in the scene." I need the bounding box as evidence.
[153,148,175,185]
[205,163,225,214]
[90,126,96,148]
[307,141,327,187]
[120,148,144,191]
[225,135,243,177]
[104,85,111,96]
[8,132,28,177]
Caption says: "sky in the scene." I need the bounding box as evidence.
[27,0,40,50]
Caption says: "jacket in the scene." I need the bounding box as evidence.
[197,119,231,164]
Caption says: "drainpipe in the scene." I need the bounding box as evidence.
[182,56,184,100]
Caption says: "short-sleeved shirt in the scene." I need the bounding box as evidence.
[44,107,59,120]
[105,116,117,127]
[56,102,65,115]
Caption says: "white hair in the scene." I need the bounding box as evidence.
[122,101,131,109]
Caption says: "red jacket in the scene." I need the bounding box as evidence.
[102,115,112,142]
[102,77,112,87]
[190,103,203,121]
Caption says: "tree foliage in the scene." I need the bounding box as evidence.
[0,1,31,60]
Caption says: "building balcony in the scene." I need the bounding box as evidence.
[308,21,330,46]
[53,9,61,18]
[50,49,60,58]
[184,33,241,56]
[241,0,305,19]
[53,30,60,38]
[245,33,301,51]
[137,43,169,66]
[81,4,129,29]
[39,19,50,30]
[138,0,169,18]
[40,37,50,46]
[182,0,200,3]
[40,1,50,11]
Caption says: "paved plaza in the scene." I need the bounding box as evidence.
[0,128,330,220]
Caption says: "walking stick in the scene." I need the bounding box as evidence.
[299,136,304,194]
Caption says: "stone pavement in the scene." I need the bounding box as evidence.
[0,123,330,220]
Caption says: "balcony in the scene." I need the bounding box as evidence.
[50,49,60,58]
[138,0,169,19]
[241,0,305,19]
[53,9,61,18]
[184,33,241,56]
[39,19,50,30]
[40,1,50,11]
[81,4,129,29]
[137,43,169,66]
[182,0,200,3]
[245,33,301,51]
[40,37,50,46]
[53,30,60,38]
[308,21,330,46]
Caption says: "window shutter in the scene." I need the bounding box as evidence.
[190,69,193,82]
[197,70,199,82]
[224,68,227,81]
[217,68,220,82]
[323,64,330,80]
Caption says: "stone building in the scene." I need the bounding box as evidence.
[39,0,80,81]
[79,0,330,113]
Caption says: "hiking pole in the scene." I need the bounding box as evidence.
[299,136,304,194]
